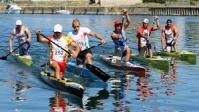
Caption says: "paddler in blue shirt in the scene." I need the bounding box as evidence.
[9,20,31,56]
[111,9,131,66]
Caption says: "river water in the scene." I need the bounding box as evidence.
[0,14,199,112]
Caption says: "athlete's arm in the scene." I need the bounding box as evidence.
[70,41,80,58]
[122,9,131,30]
[152,17,160,31]
[173,25,179,42]
[35,30,49,44]
[9,31,15,53]
[137,27,144,38]
[161,29,166,50]
[89,31,106,44]
[24,26,31,44]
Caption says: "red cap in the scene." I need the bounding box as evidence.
[113,20,122,25]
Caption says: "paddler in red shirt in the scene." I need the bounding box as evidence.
[136,17,160,58]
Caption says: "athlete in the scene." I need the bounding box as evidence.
[9,20,31,56]
[36,24,80,80]
[111,9,131,66]
[161,19,179,52]
[68,19,105,67]
[136,17,160,58]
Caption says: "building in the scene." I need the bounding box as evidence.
[100,0,142,6]
[9,0,143,7]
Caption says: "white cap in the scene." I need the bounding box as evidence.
[54,24,63,32]
[16,20,22,25]
[143,18,149,23]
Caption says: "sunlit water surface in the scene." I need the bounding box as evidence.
[0,14,199,112]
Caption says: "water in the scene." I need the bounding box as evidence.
[0,14,199,112]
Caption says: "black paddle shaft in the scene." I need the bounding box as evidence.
[78,43,102,57]
[86,63,110,82]
[40,33,72,57]
[0,42,27,60]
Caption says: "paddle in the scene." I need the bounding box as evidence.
[0,42,27,60]
[86,63,110,82]
[78,43,103,57]
[39,33,110,82]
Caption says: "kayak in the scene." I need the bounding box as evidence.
[131,54,170,72]
[100,55,147,76]
[12,53,32,66]
[40,66,85,98]
[154,50,196,64]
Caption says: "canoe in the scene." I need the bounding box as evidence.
[131,54,170,72]
[99,54,147,77]
[154,50,196,64]
[40,66,85,98]
[13,53,32,66]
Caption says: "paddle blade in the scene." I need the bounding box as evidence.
[0,56,7,60]
[86,64,110,82]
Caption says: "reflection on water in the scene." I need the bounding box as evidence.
[0,15,199,112]
[160,58,177,96]
[49,91,84,112]
[49,91,67,112]
[136,76,153,102]
[109,72,132,112]
[11,80,31,102]
[85,89,109,110]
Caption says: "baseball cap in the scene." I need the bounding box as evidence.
[54,24,62,32]
[114,20,122,25]
[143,18,149,24]
[16,20,22,25]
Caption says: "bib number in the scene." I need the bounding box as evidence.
[55,50,64,56]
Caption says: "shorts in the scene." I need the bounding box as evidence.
[50,60,66,76]
[19,43,30,56]
[76,49,92,65]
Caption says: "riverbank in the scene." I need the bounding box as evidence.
[1,2,199,16]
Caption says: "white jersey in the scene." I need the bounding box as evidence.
[13,28,26,44]
[165,29,174,44]
[48,35,72,63]
[140,29,150,47]
[68,27,91,51]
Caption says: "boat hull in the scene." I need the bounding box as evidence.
[100,54,146,77]
[154,50,196,64]
[13,53,32,66]
[40,70,85,98]
[131,54,170,72]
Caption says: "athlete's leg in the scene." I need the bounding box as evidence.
[124,47,131,62]
[50,61,61,80]
[85,52,93,65]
